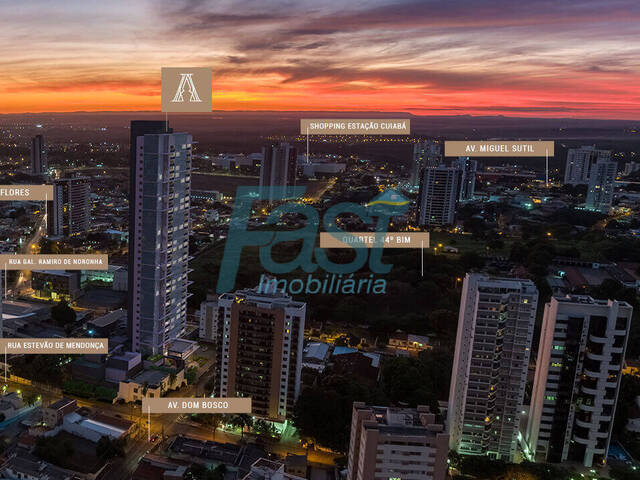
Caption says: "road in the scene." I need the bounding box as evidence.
[11,213,45,294]
[2,371,338,477]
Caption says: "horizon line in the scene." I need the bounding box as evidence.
[0,109,638,122]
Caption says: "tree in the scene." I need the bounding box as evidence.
[460,251,484,270]
[10,354,65,386]
[96,435,126,460]
[168,371,177,388]
[230,414,253,440]
[197,413,223,440]
[35,436,74,468]
[51,300,76,326]
[253,418,278,438]
[186,366,197,384]
[185,463,226,480]
[292,374,380,452]
[610,464,640,480]
[22,392,39,406]
[380,348,452,410]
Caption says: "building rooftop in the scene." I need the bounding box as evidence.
[65,411,127,439]
[2,455,71,480]
[168,338,198,354]
[46,398,76,411]
[129,368,169,387]
[219,285,306,310]
[554,295,632,308]
[88,308,126,327]
[356,403,445,437]
[110,351,140,362]
[32,270,76,277]
[332,346,357,356]
[171,435,242,464]
[303,342,330,361]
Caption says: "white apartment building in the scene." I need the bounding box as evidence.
[564,146,611,185]
[448,274,538,461]
[410,140,442,187]
[128,128,192,355]
[347,403,449,480]
[585,159,617,214]
[526,296,632,467]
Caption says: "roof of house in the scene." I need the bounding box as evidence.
[46,398,76,411]
[88,308,126,327]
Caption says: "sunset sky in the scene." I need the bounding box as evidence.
[2,0,639,118]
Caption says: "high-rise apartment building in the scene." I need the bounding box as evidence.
[417,166,459,226]
[203,287,305,421]
[347,403,449,480]
[259,143,297,202]
[128,120,192,355]
[47,177,91,237]
[564,146,611,185]
[410,140,442,187]
[453,156,477,202]
[448,274,538,461]
[585,159,617,214]
[30,134,47,175]
[127,120,170,351]
[526,296,632,467]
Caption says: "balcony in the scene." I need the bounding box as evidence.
[581,385,599,396]
[589,334,608,344]
[575,417,595,429]
[573,434,591,445]
[586,351,607,362]
[579,403,598,413]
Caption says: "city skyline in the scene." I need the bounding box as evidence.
[1,0,639,118]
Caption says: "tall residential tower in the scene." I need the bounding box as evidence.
[453,156,477,202]
[526,296,632,467]
[202,287,306,421]
[128,120,192,354]
[30,134,47,175]
[410,140,442,187]
[448,274,538,461]
[417,165,459,226]
[585,159,617,214]
[564,146,611,186]
[259,143,297,202]
[47,177,91,237]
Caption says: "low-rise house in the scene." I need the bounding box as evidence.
[42,398,77,427]
[132,454,189,480]
[44,410,135,443]
[302,342,331,372]
[0,455,72,480]
[387,332,431,354]
[105,351,142,383]
[86,309,126,337]
[0,392,40,423]
[116,364,185,403]
[244,458,306,480]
